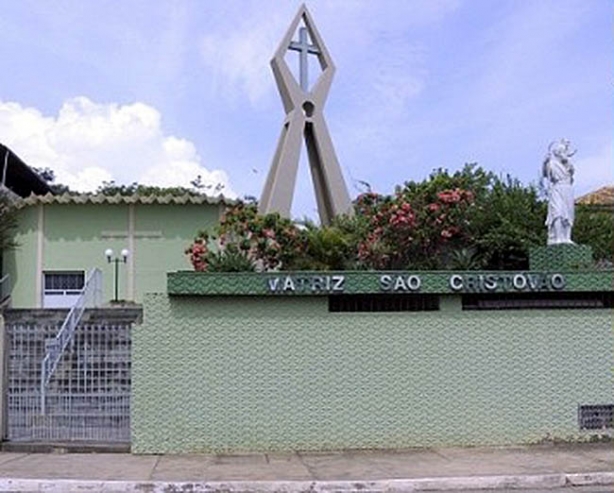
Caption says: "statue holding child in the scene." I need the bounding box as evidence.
[542,139,576,245]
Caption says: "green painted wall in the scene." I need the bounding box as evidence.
[134,204,219,297]
[3,207,38,308]
[44,204,128,304]
[133,293,614,453]
[5,202,220,307]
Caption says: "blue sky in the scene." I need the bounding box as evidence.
[0,0,610,219]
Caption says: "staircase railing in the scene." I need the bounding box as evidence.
[0,274,9,305]
[40,268,102,413]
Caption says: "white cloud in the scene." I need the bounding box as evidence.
[200,7,288,106]
[0,97,235,196]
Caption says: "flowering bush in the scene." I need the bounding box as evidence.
[184,234,210,271]
[186,188,476,272]
[355,186,475,269]
[186,165,559,272]
[186,203,304,272]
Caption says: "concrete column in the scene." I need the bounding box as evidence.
[35,204,44,308]
[127,205,135,301]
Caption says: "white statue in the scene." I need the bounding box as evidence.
[542,139,576,245]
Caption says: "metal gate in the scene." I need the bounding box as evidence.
[6,323,131,442]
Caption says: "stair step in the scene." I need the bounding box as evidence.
[3,307,142,326]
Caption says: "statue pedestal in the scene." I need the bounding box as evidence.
[529,244,593,271]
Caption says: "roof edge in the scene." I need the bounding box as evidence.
[15,192,237,209]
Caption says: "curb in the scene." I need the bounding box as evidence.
[0,473,612,493]
[0,442,130,454]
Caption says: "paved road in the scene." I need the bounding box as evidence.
[449,488,613,493]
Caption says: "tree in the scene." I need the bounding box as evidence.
[345,164,545,270]
[573,206,613,265]
[185,164,610,272]
[0,191,18,252]
[472,176,546,270]
[31,169,227,198]
[290,220,354,271]
[33,167,72,194]
[186,203,304,272]
[352,185,476,270]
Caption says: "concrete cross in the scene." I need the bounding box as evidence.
[259,5,353,225]
[288,27,320,92]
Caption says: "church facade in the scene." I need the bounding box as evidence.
[3,193,226,308]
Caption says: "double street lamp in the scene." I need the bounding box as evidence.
[105,248,129,303]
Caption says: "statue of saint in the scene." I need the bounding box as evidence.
[542,139,576,245]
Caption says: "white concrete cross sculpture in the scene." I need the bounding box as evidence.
[258,4,353,225]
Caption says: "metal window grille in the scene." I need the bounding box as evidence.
[43,271,85,292]
[578,404,614,430]
[6,323,131,443]
[329,294,440,312]
[462,292,614,310]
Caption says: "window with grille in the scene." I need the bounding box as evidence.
[43,271,85,294]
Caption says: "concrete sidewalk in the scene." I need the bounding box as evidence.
[0,443,611,492]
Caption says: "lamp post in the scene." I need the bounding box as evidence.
[105,248,129,303]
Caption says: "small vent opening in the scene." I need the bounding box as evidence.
[578,404,614,430]
[463,291,614,310]
[329,294,439,312]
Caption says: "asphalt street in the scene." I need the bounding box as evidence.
[449,489,613,493]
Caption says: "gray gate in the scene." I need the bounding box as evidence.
[6,323,131,442]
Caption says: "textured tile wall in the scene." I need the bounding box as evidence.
[132,294,614,453]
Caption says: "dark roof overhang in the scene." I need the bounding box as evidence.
[0,143,51,197]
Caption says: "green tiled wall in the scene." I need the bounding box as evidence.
[529,244,594,270]
[167,270,614,296]
[132,294,614,453]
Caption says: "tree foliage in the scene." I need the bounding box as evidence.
[185,164,611,272]
[471,175,546,269]
[33,167,72,194]
[0,191,18,252]
[353,186,475,270]
[348,164,547,270]
[573,206,613,264]
[291,221,354,271]
[31,169,227,198]
[96,181,206,197]
[186,203,304,272]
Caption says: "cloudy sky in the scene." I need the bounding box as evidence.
[0,0,610,218]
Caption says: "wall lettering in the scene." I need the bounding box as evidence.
[266,272,566,294]
[266,275,345,293]
[379,274,422,292]
[448,273,566,293]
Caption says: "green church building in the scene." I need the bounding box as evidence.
[0,3,611,454]
[1,175,612,453]
[3,193,227,308]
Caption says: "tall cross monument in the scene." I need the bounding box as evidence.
[259,4,353,225]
